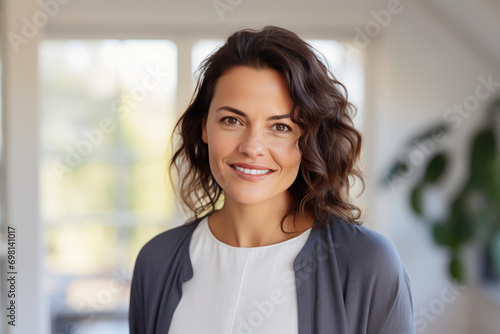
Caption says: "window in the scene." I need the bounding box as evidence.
[39,39,177,333]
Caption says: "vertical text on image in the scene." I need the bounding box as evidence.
[6,226,17,326]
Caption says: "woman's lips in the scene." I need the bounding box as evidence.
[230,162,274,170]
[229,164,275,181]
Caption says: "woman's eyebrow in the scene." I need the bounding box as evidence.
[215,105,291,120]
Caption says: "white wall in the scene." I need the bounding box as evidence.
[2,0,45,333]
[365,2,500,333]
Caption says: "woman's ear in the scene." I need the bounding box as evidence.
[202,116,208,144]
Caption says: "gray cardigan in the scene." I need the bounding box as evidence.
[129,214,416,334]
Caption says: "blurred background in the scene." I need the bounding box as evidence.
[0,0,499,333]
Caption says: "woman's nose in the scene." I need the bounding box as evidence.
[238,129,265,157]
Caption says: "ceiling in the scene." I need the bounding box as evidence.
[43,0,500,65]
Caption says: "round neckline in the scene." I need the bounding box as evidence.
[202,216,313,251]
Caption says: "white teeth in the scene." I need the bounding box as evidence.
[233,165,271,175]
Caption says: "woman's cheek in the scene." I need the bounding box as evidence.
[273,139,301,157]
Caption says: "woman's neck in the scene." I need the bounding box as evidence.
[207,193,314,248]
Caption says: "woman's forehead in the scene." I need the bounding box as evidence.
[209,66,294,115]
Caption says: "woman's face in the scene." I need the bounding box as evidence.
[202,66,303,206]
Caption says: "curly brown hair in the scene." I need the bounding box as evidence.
[168,25,366,232]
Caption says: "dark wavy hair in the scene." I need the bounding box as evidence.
[168,25,366,232]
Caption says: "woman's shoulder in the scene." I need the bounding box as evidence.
[328,218,406,276]
[327,219,415,333]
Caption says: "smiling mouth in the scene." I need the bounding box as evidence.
[229,165,274,175]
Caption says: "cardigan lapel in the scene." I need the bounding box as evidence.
[293,220,349,334]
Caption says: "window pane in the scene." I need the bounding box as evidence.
[41,161,116,218]
[191,39,224,77]
[45,222,119,275]
[307,39,345,77]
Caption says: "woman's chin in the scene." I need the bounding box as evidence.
[223,190,270,206]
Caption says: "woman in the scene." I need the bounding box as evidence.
[129,26,415,334]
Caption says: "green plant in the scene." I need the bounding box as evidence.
[382,96,500,283]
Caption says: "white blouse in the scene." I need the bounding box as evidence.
[168,216,312,334]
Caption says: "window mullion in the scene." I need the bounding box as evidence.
[172,37,195,224]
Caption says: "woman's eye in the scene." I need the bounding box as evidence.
[273,123,292,132]
[220,117,291,132]
[221,116,240,125]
